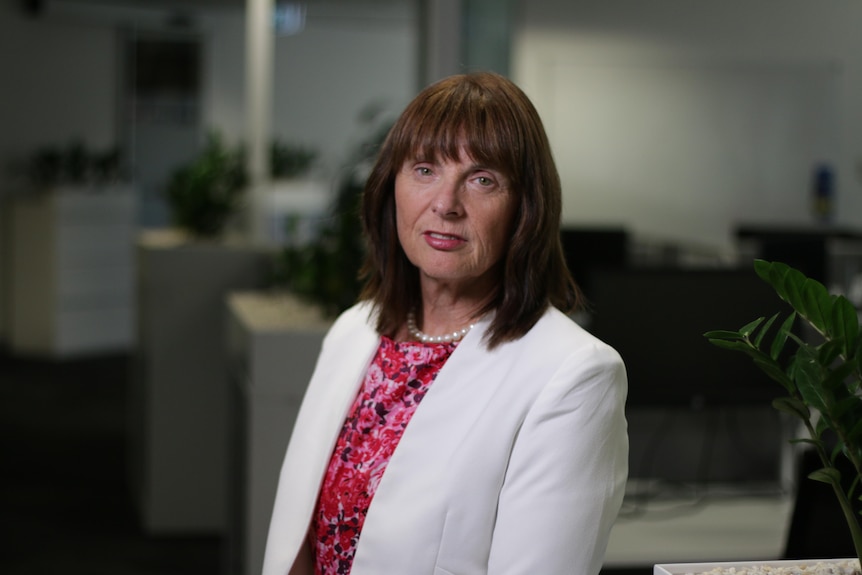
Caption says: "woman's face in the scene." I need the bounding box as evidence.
[394,149,517,299]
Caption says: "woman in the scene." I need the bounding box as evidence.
[262,71,628,575]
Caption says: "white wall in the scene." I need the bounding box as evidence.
[514,0,862,251]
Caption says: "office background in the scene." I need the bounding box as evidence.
[2,0,862,340]
[2,0,862,573]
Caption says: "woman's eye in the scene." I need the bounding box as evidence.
[416,166,433,176]
[476,176,494,186]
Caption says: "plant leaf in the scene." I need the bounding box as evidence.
[823,360,859,393]
[789,438,819,447]
[770,312,797,361]
[739,317,766,338]
[799,278,832,334]
[779,266,808,313]
[818,339,847,373]
[754,313,779,348]
[795,354,830,413]
[754,259,784,296]
[753,356,795,392]
[704,330,746,341]
[808,467,842,486]
[772,396,810,420]
[831,296,860,359]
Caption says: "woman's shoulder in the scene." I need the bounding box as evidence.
[532,306,613,345]
[464,307,625,406]
[515,308,627,401]
[515,306,624,366]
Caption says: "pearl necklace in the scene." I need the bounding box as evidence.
[406,310,476,344]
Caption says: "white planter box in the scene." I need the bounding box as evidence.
[656,558,860,575]
[8,186,136,357]
[225,291,332,575]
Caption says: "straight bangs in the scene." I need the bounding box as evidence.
[386,79,525,189]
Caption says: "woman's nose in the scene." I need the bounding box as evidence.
[431,178,463,217]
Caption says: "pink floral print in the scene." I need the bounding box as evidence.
[311,335,457,575]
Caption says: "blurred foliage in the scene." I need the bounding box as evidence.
[166,131,248,238]
[22,140,124,188]
[165,133,320,238]
[271,141,318,179]
[272,109,393,317]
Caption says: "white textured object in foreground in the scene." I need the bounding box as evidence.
[655,559,860,575]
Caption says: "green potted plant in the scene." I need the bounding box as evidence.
[20,140,123,189]
[705,259,862,565]
[271,108,393,317]
[270,141,318,179]
[166,131,248,238]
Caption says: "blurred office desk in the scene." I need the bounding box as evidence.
[604,490,793,569]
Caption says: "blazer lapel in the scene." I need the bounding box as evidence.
[306,323,381,480]
[263,306,380,575]
[352,314,501,573]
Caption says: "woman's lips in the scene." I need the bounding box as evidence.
[423,231,465,250]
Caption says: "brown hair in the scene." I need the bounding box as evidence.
[359,71,581,348]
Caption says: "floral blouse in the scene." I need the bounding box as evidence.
[311,335,458,575]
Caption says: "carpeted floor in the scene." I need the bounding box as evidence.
[0,351,223,575]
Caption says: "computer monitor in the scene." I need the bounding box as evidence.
[584,266,792,408]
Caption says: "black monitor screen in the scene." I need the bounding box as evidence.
[584,266,792,408]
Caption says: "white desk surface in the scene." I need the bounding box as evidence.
[604,493,794,567]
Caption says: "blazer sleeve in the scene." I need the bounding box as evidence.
[486,342,628,575]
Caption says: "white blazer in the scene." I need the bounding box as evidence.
[261,302,628,575]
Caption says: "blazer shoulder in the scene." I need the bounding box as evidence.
[525,306,623,363]
[473,307,625,400]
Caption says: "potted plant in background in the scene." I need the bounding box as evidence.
[702,259,862,573]
[270,106,393,317]
[165,131,248,239]
[270,141,318,180]
[22,139,124,190]
[5,139,134,357]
